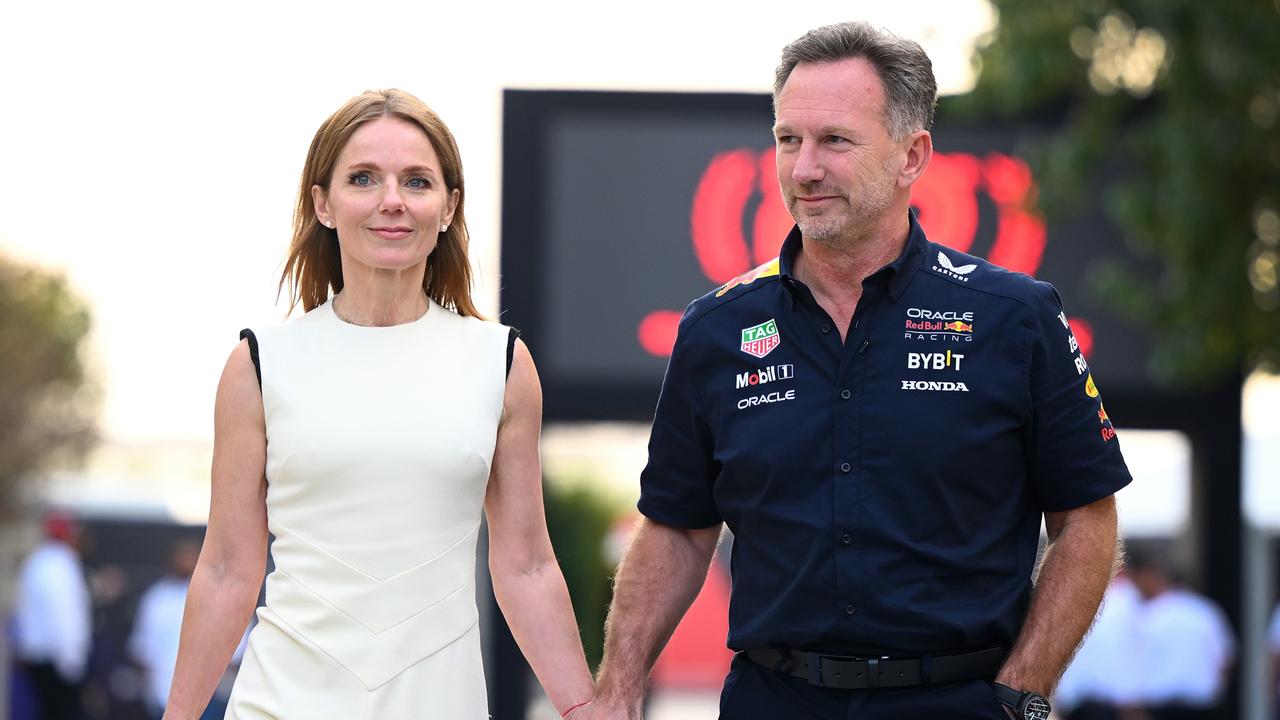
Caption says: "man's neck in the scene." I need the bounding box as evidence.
[793,209,911,335]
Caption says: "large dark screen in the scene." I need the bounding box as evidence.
[501,90,1155,421]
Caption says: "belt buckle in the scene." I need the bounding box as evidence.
[806,654,827,685]
[809,654,879,688]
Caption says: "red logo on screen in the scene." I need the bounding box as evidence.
[638,150,1090,359]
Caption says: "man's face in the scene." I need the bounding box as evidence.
[773,58,904,246]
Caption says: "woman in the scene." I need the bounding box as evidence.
[165,89,594,719]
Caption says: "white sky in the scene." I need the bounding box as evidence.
[0,0,997,444]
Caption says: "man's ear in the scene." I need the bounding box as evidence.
[899,130,933,188]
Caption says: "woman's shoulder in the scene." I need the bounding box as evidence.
[244,301,332,339]
[436,303,512,336]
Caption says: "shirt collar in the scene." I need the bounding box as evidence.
[777,210,928,302]
[886,209,928,301]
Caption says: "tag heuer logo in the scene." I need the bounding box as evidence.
[740,319,781,358]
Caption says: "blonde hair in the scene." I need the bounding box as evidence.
[279,89,483,318]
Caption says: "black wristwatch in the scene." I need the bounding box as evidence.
[991,683,1051,720]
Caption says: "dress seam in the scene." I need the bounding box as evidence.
[270,518,481,583]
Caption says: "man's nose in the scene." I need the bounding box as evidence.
[791,143,824,185]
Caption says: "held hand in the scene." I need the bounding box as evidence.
[560,699,592,719]
[568,697,642,720]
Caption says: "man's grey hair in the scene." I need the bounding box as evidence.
[774,21,938,140]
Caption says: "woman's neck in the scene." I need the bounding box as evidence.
[333,268,430,327]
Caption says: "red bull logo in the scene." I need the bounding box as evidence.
[904,319,975,335]
[1098,402,1116,442]
[716,258,780,297]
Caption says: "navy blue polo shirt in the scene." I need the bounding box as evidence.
[638,212,1132,657]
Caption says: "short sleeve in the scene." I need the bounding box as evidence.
[1026,282,1133,511]
[637,312,721,528]
[239,329,261,389]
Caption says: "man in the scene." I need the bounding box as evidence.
[13,510,92,720]
[1127,550,1234,720]
[1053,571,1142,719]
[129,538,199,719]
[585,21,1131,720]
[128,538,252,719]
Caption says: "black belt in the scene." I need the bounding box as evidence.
[744,646,1006,690]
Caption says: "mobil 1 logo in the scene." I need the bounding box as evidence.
[735,364,795,389]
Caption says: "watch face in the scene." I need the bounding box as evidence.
[1022,695,1051,720]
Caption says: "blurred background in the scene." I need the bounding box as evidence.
[1,0,1277,718]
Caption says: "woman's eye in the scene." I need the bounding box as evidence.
[348,172,372,187]
[407,177,431,190]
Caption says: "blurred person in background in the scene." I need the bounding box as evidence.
[1127,549,1234,720]
[13,510,91,720]
[587,20,1129,720]
[163,88,593,719]
[130,538,246,720]
[1053,570,1142,720]
[1270,600,1280,720]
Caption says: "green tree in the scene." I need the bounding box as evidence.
[543,479,620,670]
[957,0,1280,384]
[0,253,97,514]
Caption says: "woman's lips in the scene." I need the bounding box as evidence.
[370,227,413,240]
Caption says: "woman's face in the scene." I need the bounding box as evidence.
[312,116,458,275]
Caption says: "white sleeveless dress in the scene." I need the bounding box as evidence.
[225,298,509,719]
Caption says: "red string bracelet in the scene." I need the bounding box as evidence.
[561,698,592,718]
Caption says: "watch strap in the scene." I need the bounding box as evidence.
[990,682,1051,719]
[990,682,1023,710]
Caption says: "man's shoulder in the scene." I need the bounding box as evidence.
[682,257,783,330]
[921,242,1054,308]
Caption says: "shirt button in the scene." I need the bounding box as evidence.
[840,389,851,400]
[844,604,856,615]
[821,324,832,334]
[840,462,852,473]
[840,533,852,545]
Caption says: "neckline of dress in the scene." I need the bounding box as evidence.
[323,296,438,329]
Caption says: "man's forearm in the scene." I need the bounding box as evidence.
[593,519,720,713]
[996,496,1121,696]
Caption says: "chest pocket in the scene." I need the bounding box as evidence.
[706,349,830,519]
[859,328,1029,543]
